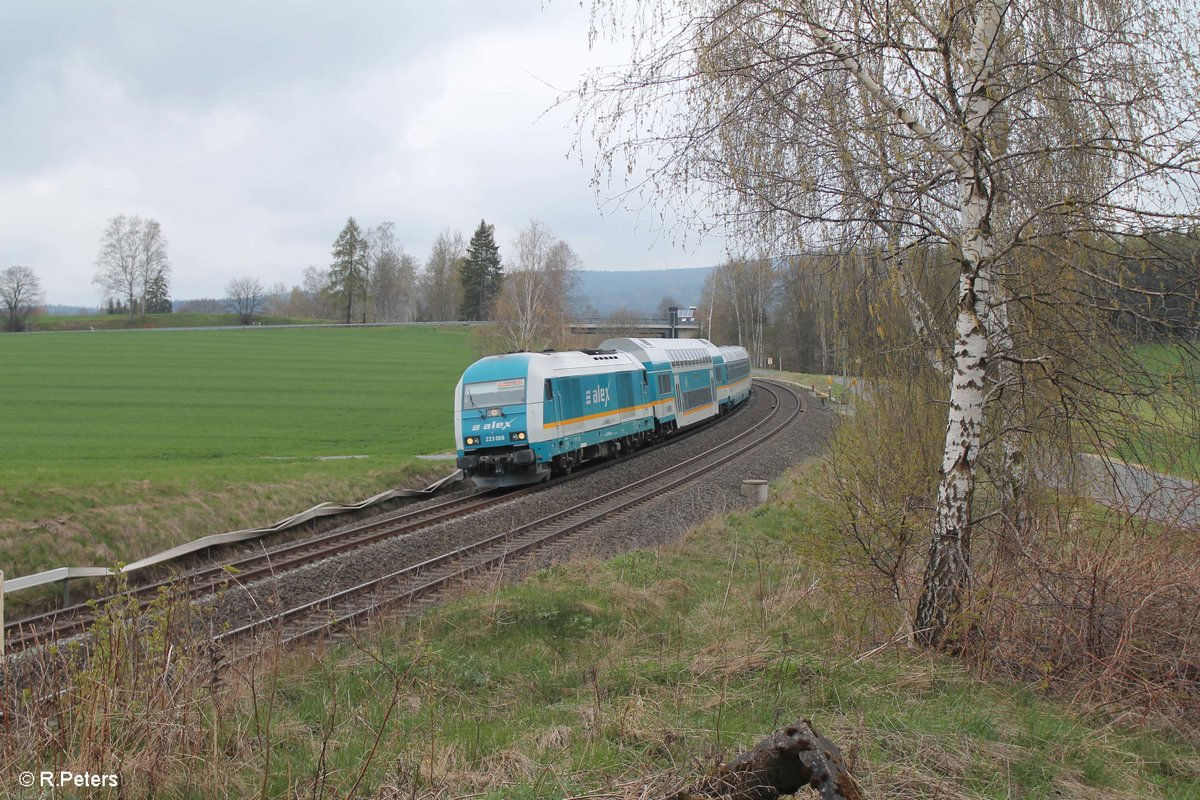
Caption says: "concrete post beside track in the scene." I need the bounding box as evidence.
[742,479,769,505]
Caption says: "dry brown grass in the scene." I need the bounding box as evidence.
[965,505,1200,729]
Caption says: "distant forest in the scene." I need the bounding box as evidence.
[573,267,713,316]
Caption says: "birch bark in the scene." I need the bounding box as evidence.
[914,0,1005,644]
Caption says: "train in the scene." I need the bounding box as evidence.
[454,337,752,488]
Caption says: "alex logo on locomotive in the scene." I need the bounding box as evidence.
[469,419,516,432]
[585,386,611,405]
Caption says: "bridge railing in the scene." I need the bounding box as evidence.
[571,317,700,327]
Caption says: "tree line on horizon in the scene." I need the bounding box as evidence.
[248,216,580,352]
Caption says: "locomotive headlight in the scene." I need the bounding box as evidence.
[511,431,526,441]
[465,436,480,446]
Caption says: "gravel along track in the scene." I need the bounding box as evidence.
[212,380,836,647]
[1,488,524,654]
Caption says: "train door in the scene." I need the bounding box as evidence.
[545,377,566,447]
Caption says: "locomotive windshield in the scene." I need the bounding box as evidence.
[463,378,526,410]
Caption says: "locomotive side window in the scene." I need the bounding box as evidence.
[544,380,554,401]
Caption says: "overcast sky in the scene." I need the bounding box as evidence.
[0,1,728,307]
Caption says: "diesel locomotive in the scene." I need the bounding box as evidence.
[454,337,751,487]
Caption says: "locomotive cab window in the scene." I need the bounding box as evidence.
[463,378,526,410]
[544,380,554,401]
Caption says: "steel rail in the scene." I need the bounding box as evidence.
[2,489,521,653]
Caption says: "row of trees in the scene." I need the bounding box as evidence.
[10,213,582,335]
[255,218,580,349]
[700,240,1200,373]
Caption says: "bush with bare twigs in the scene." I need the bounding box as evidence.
[966,505,1200,727]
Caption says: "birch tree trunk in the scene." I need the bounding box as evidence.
[914,0,1003,645]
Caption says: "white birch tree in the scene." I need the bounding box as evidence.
[419,228,466,322]
[701,257,777,363]
[575,0,1200,645]
[493,219,580,351]
[367,222,418,323]
[94,215,171,321]
[137,218,171,316]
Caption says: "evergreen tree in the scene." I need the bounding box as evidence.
[144,271,172,313]
[459,220,503,320]
[329,217,368,323]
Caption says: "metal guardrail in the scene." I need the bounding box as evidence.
[1,470,463,596]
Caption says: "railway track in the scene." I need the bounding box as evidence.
[1,489,528,654]
[219,379,801,658]
[2,386,770,656]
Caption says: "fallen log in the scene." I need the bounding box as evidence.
[661,719,865,800]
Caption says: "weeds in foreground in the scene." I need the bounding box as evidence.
[2,472,1198,798]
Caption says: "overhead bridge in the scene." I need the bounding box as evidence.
[569,317,701,338]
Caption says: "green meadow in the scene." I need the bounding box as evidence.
[1111,344,1200,478]
[0,326,476,580]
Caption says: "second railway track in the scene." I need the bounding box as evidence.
[2,488,529,654]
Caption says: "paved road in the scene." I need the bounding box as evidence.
[1076,454,1199,528]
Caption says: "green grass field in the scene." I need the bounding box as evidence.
[1110,344,1200,478]
[0,325,476,580]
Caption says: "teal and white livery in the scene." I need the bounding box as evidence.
[453,339,752,487]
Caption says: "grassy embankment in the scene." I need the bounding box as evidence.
[0,325,475,587]
[19,464,1197,799]
[756,368,855,401]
